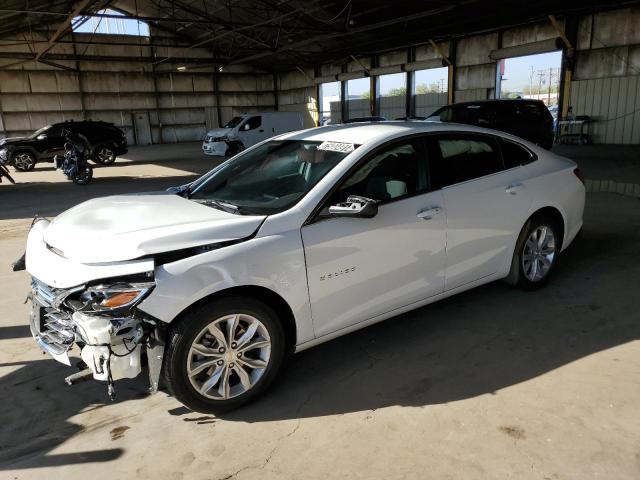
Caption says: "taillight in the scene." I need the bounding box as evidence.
[573,167,585,185]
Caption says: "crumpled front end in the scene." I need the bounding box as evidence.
[25,219,165,398]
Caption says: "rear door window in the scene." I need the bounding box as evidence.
[429,134,503,188]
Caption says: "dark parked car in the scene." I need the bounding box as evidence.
[0,120,127,171]
[428,99,554,149]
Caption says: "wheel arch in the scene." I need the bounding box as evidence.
[527,205,565,250]
[167,285,298,354]
[504,205,566,285]
[10,147,39,163]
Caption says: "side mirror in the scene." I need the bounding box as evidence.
[328,195,378,218]
[243,123,251,131]
[36,134,47,141]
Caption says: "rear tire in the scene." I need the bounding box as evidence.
[506,215,561,290]
[12,151,36,171]
[93,145,116,165]
[163,297,285,413]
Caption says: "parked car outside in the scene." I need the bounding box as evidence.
[0,120,127,171]
[427,99,554,149]
[22,122,584,412]
[203,112,303,156]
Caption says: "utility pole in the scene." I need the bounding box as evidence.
[536,71,545,100]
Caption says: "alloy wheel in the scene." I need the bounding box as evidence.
[187,314,271,400]
[97,147,115,164]
[14,152,35,170]
[522,225,556,282]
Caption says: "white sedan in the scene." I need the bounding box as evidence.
[23,122,585,412]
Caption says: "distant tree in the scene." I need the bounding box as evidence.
[415,82,443,94]
[385,86,407,97]
[523,84,558,95]
[360,91,371,99]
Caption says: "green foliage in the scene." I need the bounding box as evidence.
[385,87,407,97]
[415,83,444,94]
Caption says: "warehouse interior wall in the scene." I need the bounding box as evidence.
[0,27,278,144]
[1,4,638,145]
[570,6,640,144]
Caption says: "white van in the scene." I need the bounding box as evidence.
[202,112,303,156]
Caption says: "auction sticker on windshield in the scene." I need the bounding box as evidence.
[317,141,355,153]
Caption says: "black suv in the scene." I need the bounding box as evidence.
[0,120,127,171]
[428,99,554,149]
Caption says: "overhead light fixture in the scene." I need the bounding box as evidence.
[177,66,187,71]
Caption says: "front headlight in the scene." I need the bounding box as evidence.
[213,136,228,142]
[79,282,155,313]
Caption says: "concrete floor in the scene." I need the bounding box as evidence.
[1,143,639,479]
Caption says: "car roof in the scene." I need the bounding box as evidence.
[279,121,522,145]
[437,99,544,109]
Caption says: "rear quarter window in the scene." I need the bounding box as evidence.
[500,138,536,169]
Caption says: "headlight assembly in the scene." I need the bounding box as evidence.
[79,282,154,313]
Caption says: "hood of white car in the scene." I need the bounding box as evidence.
[43,193,266,263]
[206,128,233,139]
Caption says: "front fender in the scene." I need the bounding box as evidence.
[137,230,314,346]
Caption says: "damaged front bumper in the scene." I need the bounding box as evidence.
[22,217,165,398]
[28,277,164,398]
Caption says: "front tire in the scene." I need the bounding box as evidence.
[163,297,285,413]
[72,165,93,185]
[12,151,36,171]
[225,142,245,157]
[507,215,560,290]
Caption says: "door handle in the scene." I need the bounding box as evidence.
[259,129,264,132]
[505,183,524,195]
[417,206,443,220]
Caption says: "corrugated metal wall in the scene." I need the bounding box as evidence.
[569,6,640,144]
[379,95,405,119]
[570,75,640,144]
[415,92,448,117]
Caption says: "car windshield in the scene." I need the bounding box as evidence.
[223,117,244,128]
[30,125,52,138]
[189,139,359,215]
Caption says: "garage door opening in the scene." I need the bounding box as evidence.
[497,51,562,118]
[413,67,448,117]
[346,77,371,120]
[319,81,341,125]
[377,72,406,119]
